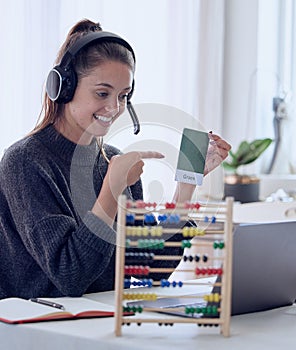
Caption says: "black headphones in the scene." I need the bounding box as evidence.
[46,31,140,134]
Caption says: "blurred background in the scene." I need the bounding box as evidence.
[1,0,296,202]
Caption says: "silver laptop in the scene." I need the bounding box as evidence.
[128,221,296,316]
[230,220,296,315]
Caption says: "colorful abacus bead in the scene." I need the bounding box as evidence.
[150,226,163,237]
[181,240,192,248]
[203,293,221,302]
[165,202,176,209]
[184,202,201,209]
[144,213,155,225]
[126,213,135,225]
[168,214,180,224]
[213,240,225,249]
[146,202,157,208]
[136,200,146,208]
[195,267,222,276]
[125,252,155,264]
[202,254,208,262]
[124,265,150,276]
[158,214,168,223]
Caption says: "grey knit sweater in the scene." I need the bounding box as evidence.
[0,125,143,299]
[0,125,185,299]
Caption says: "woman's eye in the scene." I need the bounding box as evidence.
[119,94,128,102]
[96,92,108,98]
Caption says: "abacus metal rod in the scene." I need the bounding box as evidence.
[152,255,224,261]
[148,267,223,274]
[151,281,223,287]
[123,294,221,300]
[142,307,222,313]
[127,241,218,248]
[121,318,222,325]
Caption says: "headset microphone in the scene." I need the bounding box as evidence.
[127,101,140,135]
[46,31,140,135]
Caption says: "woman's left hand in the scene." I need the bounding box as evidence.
[204,133,231,176]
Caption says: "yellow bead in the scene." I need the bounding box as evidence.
[214,293,220,302]
[182,227,189,237]
[157,227,163,236]
[142,227,149,236]
[150,227,156,236]
[189,227,195,237]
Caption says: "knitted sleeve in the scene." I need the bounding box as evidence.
[1,146,118,297]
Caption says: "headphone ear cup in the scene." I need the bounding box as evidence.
[46,65,77,104]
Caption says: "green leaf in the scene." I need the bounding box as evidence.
[222,138,273,171]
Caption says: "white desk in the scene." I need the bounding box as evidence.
[1,285,296,350]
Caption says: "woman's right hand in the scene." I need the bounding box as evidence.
[108,151,164,193]
[92,151,164,226]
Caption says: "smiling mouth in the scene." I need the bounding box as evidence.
[93,114,113,123]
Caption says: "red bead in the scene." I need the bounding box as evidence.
[207,268,213,275]
[165,202,176,209]
[136,200,146,208]
[201,268,207,275]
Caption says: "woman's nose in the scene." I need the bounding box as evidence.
[104,98,120,117]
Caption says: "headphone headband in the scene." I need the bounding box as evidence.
[60,31,136,67]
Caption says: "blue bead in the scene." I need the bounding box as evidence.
[178,281,183,287]
[126,213,135,224]
[211,216,216,223]
[124,279,131,288]
[204,216,209,223]
[161,279,166,287]
[158,214,167,223]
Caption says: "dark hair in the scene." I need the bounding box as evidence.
[31,19,135,134]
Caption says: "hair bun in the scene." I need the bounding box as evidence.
[70,19,102,35]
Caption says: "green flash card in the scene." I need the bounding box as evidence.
[175,128,209,186]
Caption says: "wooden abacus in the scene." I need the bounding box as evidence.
[114,195,234,337]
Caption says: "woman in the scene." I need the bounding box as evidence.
[0,19,231,299]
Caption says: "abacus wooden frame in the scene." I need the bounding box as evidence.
[114,195,233,337]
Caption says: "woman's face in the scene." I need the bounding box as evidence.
[58,61,133,144]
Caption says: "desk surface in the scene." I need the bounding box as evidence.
[1,284,296,350]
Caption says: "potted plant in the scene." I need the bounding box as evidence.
[222,138,273,203]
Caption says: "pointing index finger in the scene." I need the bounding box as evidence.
[138,151,165,159]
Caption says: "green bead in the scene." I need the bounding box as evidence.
[206,306,212,314]
[212,306,218,314]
